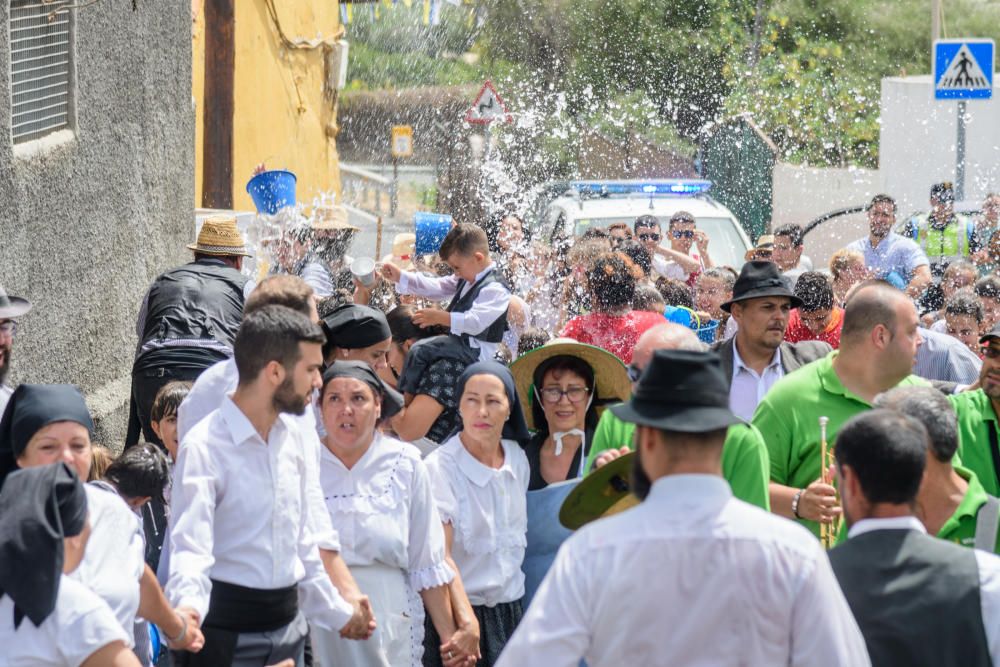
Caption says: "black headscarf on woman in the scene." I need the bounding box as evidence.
[0,384,94,489]
[454,361,531,442]
[0,463,88,628]
[320,304,391,357]
[322,360,404,419]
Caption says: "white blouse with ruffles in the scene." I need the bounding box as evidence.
[319,434,454,664]
[424,434,530,607]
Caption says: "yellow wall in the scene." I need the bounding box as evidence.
[192,0,343,211]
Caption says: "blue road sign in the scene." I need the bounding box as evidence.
[934,39,994,100]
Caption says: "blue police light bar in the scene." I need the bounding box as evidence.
[569,179,713,196]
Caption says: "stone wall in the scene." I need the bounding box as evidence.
[0,2,193,448]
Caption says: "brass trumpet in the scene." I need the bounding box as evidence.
[819,416,840,549]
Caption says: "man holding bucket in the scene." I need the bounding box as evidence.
[127,215,255,449]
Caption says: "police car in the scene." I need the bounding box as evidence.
[530,180,752,269]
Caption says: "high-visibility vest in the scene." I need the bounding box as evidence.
[911,213,974,263]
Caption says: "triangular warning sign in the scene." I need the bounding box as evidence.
[937,44,991,90]
[465,80,511,125]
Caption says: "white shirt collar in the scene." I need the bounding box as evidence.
[847,515,926,539]
[732,339,782,374]
[219,395,285,446]
[470,263,495,284]
[645,474,732,513]
[445,434,517,488]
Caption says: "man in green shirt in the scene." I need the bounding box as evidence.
[583,323,771,510]
[950,323,1000,497]
[875,385,1000,552]
[752,281,925,537]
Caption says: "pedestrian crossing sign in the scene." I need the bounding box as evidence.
[934,39,994,100]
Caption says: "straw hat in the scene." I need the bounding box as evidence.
[312,204,360,232]
[381,233,416,271]
[744,234,774,261]
[188,215,252,257]
[510,338,632,431]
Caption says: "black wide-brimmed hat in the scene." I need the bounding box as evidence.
[0,284,31,320]
[610,349,741,433]
[720,260,803,313]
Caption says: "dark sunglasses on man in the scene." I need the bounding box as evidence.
[638,233,660,242]
[672,229,695,239]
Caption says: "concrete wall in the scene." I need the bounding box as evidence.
[881,75,1000,214]
[771,163,881,270]
[0,2,193,448]
[193,0,344,212]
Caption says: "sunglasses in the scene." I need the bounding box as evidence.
[638,233,661,242]
[672,230,695,239]
[627,364,642,382]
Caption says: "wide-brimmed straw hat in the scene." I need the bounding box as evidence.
[510,338,632,431]
[312,204,360,233]
[0,284,31,319]
[381,233,416,271]
[188,215,252,257]
[559,451,639,530]
[744,234,775,261]
[721,259,802,312]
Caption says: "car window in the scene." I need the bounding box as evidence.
[572,215,747,269]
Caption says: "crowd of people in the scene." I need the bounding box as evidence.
[4,179,1000,666]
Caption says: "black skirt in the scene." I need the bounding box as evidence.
[423,599,523,667]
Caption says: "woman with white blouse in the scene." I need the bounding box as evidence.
[312,361,476,667]
[423,361,532,667]
[0,463,140,667]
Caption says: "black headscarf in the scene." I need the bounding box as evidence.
[0,463,88,628]
[321,360,404,419]
[454,361,531,442]
[320,304,391,356]
[0,384,94,490]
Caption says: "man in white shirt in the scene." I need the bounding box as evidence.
[830,409,1000,665]
[637,212,713,284]
[167,305,371,666]
[498,349,870,667]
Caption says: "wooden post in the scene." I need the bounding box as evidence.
[376,216,383,260]
[202,0,235,209]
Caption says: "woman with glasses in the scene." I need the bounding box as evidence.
[510,340,631,490]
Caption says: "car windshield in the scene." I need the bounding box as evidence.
[573,216,748,269]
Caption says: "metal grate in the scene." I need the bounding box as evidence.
[9,1,73,144]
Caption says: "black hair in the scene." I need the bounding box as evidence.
[517,327,551,357]
[945,288,984,323]
[234,305,326,384]
[581,227,610,241]
[773,223,804,247]
[150,381,191,423]
[794,272,834,311]
[633,284,666,313]
[976,274,1000,300]
[245,275,314,317]
[105,442,171,504]
[530,355,598,437]
[655,277,695,309]
[633,215,660,234]
[835,409,927,505]
[587,253,639,312]
[617,240,652,277]
[874,386,959,463]
[866,194,898,214]
[386,305,446,343]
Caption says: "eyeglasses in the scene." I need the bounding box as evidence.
[627,364,643,382]
[535,385,591,404]
[0,321,17,338]
[983,346,1000,359]
[638,233,660,242]
[672,230,695,239]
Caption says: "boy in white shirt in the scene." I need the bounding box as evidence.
[382,223,511,362]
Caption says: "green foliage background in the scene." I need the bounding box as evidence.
[343,0,1000,168]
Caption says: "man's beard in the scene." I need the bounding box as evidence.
[273,376,308,416]
[0,344,10,386]
[630,445,652,502]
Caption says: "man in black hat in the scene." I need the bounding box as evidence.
[497,349,869,666]
[0,284,31,418]
[829,409,1000,666]
[712,260,830,420]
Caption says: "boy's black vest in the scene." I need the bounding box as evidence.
[829,528,991,667]
[446,268,508,344]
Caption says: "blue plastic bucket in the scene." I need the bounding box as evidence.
[414,212,453,255]
[663,305,698,328]
[696,320,719,344]
[246,170,297,214]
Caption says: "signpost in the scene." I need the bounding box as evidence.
[933,39,994,201]
[389,125,413,216]
[465,80,512,125]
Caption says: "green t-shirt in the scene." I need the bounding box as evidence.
[751,351,926,537]
[584,410,770,510]
[949,389,1000,497]
[937,465,1000,553]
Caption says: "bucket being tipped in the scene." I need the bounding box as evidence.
[414,212,453,255]
[247,170,297,215]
